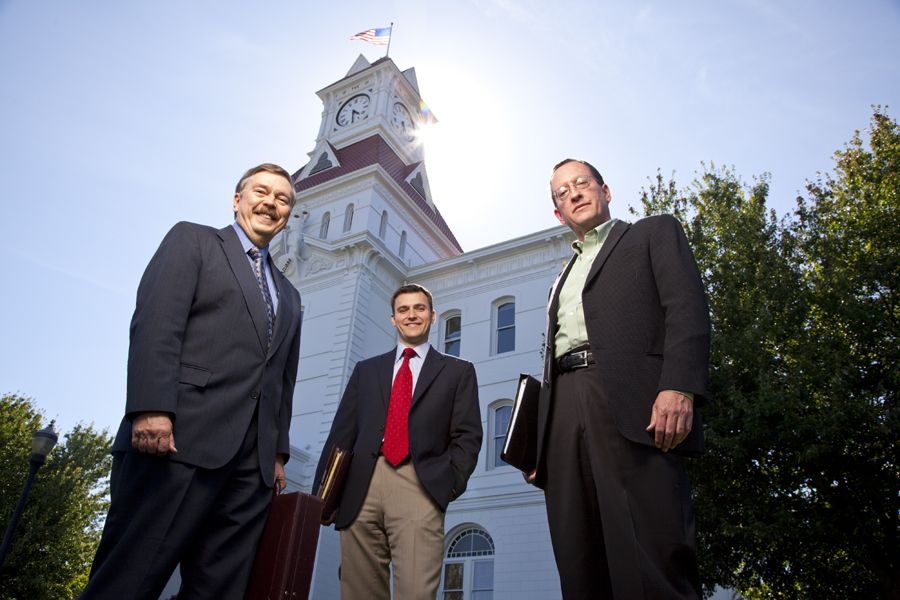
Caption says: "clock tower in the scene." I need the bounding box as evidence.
[272,54,458,281]
[307,53,434,169]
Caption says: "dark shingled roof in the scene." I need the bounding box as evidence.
[292,135,462,252]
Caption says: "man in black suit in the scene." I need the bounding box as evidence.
[530,159,710,599]
[313,283,482,600]
[82,163,303,600]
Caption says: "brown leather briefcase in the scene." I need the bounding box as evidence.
[246,491,324,600]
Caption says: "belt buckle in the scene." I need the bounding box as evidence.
[571,349,588,368]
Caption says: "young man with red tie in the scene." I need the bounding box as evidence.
[313,283,482,599]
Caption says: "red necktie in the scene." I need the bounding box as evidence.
[383,347,416,466]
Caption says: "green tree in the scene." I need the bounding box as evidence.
[0,394,113,599]
[791,107,899,598]
[633,109,898,599]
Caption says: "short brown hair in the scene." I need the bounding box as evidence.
[549,158,605,205]
[235,163,297,207]
[391,283,434,314]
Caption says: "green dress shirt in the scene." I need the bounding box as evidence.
[554,219,618,358]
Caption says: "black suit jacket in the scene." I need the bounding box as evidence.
[111,222,302,487]
[535,215,710,488]
[313,347,483,530]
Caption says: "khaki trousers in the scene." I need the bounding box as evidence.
[340,457,444,600]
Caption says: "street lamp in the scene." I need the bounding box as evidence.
[0,422,59,569]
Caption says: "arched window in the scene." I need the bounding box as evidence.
[493,298,515,354]
[343,203,354,232]
[399,230,407,259]
[319,211,330,239]
[487,400,513,469]
[440,526,495,600]
[442,312,462,357]
[379,210,388,238]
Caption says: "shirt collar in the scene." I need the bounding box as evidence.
[232,221,268,258]
[572,218,618,255]
[395,342,431,362]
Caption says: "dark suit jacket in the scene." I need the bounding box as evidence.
[111,222,302,487]
[535,215,710,488]
[312,347,483,530]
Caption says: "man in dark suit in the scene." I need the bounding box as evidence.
[313,283,482,600]
[529,158,710,599]
[82,163,303,600]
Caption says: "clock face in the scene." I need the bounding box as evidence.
[390,102,415,141]
[336,94,370,127]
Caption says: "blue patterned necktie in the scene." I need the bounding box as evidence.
[248,247,274,348]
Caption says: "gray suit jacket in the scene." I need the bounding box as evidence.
[112,222,302,487]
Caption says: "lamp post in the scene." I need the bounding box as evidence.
[0,422,58,570]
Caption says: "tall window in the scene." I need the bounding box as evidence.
[441,526,495,600]
[443,313,461,357]
[488,401,513,469]
[379,210,388,238]
[399,230,407,259]
[320,211,330,239]
[495,300,515,354]
[343,203,354,232]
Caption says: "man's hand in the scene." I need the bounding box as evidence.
[646,390,693,452]
[274,455,287,493]
[131,412,177,456]
[523,469,537,485]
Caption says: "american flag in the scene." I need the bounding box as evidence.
[350,27,391,45]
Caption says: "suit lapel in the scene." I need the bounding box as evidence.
[218,226,268,353]
[583,220,629,289]
[549,256,576,320]
[544,256,576,384]
[377,351,396,411]
[411,347,445,408]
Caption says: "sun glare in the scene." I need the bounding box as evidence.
[414,65,511,241]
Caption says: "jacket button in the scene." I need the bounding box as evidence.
[250,392,259,400]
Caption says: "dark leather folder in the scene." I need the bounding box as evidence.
[500,373,541,473]
[246,491,323,600]
[316,445,352,525]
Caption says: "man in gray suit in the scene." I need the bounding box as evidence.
[82,163,303,600]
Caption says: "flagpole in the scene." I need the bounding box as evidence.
[386,22,393,58]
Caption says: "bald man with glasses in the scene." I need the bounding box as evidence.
[528,158,710,599]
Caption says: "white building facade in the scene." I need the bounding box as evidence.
[275,55,570,600]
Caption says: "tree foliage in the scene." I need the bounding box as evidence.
[0,394,113,600]
[634,108,899,599]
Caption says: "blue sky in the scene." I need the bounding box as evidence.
[1,0,898,437]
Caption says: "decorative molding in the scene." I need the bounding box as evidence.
[404,163,434,208]
[287,233,410,291]
[449,488,546,511]
[296,165,459,259]
[409,225,571,278]
[306,254,337,276]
